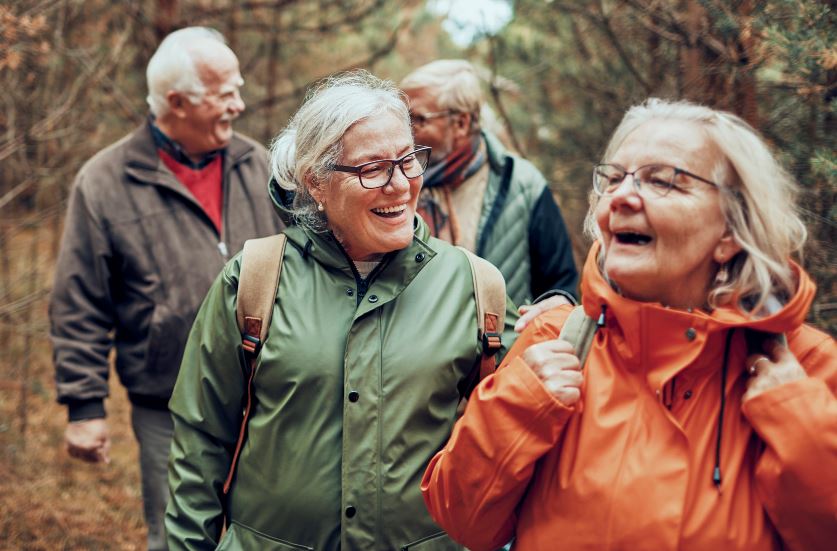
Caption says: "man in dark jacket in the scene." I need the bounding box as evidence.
[49,27,283,550]
[401,60,578,310]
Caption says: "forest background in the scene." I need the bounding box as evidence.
[0,0,834,548]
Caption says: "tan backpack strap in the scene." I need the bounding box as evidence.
[457,247,506,381]
[236,234,287,352]
[224,233,287,495]
[558,305,597,369]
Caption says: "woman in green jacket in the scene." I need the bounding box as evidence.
[165,71,517,550]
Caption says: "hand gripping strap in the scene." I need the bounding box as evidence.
[224,233,287,495]
[558,305,597,369]
[457,247,506,381]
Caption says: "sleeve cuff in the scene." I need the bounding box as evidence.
[533,288,578,306]
[67,399,106,422]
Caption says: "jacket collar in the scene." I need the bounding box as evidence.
[580,241,815,381]
[123,120,254,192]
[482,130,513,174]
[282,216,437,317]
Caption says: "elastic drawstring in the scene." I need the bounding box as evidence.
[713,329,735,492]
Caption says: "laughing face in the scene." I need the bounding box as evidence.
[595,118,740,309]
[313,110,421,261]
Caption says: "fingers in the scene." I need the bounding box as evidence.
[522,338,584,406]
[64,419,111,464]
[514,295,572,333]
[515,304,543,333]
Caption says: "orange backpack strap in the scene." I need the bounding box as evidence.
[457,247,506,381]
[224,233,287,495]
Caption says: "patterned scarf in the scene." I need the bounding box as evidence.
[418,135,485,244]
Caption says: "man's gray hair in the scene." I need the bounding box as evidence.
[269,70,410,231]
[401,59,483,119]
[585,98,807,315]
[146,27,227,117]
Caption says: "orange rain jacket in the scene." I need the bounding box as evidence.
[422,243,837,551]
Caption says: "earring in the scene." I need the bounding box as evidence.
[317,202,324,212]
[714,263,729,285]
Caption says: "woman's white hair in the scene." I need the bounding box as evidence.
[269,70,410,230]
[401,59,483,131]
[146,27,226,117]
[585,98,807,314]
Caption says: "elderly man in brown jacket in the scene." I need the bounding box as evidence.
[49,27,283,550]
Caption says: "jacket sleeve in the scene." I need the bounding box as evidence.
[527,187,578,300]
[166,264,246,551]
[742,330,837,551]
[422,312,575,551]
[49,178,115,420]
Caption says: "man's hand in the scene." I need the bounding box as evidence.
[744,338,806,402]
[65,418,111,464]
[515,295,572,333]
[522,339,583,406]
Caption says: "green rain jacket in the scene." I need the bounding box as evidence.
[166,213,518,550]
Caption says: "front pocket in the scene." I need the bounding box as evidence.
[401,530,462,550]
[216,521,314,550]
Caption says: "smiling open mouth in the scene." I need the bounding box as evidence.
[371,204,406,218]
[615,232,652,245]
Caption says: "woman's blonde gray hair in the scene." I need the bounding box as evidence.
[585,98,807,314]
[269,70,410,231]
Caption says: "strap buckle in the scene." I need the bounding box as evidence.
[241,333,260,355]
[481,331,502,356]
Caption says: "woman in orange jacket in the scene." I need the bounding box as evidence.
[421,98,837,551]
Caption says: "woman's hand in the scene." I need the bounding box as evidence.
[522,339,583,406]
[744,338,807,402]
[515,295,572,333]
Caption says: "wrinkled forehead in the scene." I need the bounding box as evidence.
[611,119,720,172]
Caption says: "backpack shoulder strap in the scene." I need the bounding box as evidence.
[224,233,287,495]
[558,305,597,369]
[236,233,288,354]
[457,246,506,381]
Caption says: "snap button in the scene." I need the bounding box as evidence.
[415,252,426,262]
[684,390,693,400]
[685,328,697,341]
[345,505,356,518]
[368,295,378,303]
[346,288,354,296]
[348,391,359,402]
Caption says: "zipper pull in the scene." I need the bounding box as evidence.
[218,241,229,258]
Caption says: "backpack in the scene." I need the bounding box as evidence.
[223,234,506,494]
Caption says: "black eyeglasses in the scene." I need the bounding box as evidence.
[593,163,719,198]
[409,110,457,128]
[332,146,432,189]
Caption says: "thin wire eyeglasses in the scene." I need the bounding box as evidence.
[409,110,457,127]
[593,163,719,198]
[331,146,432,189]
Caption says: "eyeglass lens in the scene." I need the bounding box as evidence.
[594,164,678,197]
[359,148,431,188]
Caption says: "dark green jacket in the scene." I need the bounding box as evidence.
[166,217,518,550]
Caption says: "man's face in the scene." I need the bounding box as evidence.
[177,46,245,156]
[403,86,456,164]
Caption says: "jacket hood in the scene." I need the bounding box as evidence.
[580,241,815,371]
[268,176,297,228]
